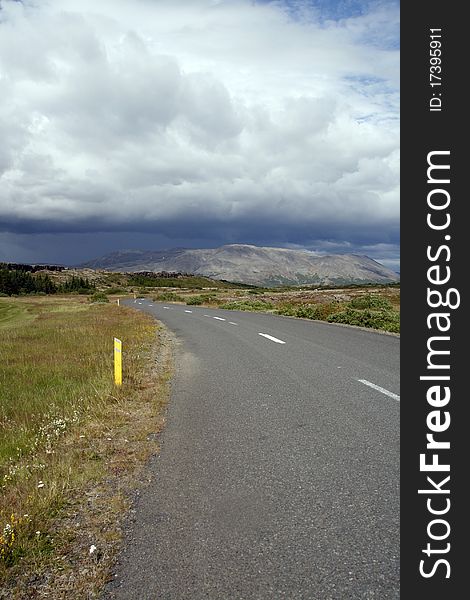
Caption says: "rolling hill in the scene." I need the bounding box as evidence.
[80,244,399,287]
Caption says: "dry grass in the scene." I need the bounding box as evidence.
[0,296,172,598]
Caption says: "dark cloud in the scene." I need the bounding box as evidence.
[0,0,399,267]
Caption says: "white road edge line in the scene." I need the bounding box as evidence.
[357,379,400,401]
[258,333,286,345]
[213,316,226,321]
[184,310,193,313]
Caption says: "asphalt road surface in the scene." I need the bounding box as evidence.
[105,300,399,600]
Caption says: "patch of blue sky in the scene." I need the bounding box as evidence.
[256,0,396,22]
[356,23,400,50]
[345,74,386,86]
[344,76,398,102]
[354,113,376,123]
[283,0,367,21]
[256,0,399,49]
[356,113,399,127]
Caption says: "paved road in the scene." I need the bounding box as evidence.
[105,300,399,599]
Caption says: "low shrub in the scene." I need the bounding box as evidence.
[276,303,340,320]
[89,292,109,303]
[186,294,219,306]
[219,300,274,311]
[152,292,184,302]
[348,294,393,310]
[327,308,400,333]
[186,296,203,305]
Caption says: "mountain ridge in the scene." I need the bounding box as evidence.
[79,244,399,287]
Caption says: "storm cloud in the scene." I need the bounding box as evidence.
[0,0,399,267]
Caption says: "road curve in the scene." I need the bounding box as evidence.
[105,300,399,600]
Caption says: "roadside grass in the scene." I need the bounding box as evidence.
[0,296,171,597]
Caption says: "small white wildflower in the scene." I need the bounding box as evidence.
[35,531,41,536]
[79,435,85,438]
[89,544,97,555]
[37,481,45,488]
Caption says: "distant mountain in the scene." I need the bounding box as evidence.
[79,244,399,287]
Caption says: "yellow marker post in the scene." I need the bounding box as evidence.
[114,337,122,386]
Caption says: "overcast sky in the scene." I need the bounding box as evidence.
[0,0,399,270]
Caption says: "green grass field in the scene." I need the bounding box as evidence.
[0,302,35,329]
[0,296,169,595]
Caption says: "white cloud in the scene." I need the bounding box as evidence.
[0,0,399,261]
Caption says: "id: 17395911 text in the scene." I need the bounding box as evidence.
[429,28,442,112]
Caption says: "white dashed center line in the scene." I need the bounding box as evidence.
[229,322,238,325]
[185,310,193,313]
[213,316,226,321]
[258,333,286,345]
[357,379,400,401]
[163,306,171,310]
